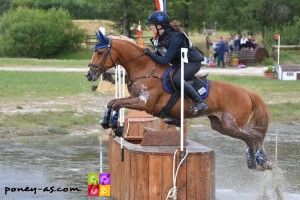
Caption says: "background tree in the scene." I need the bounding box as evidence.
[3,0,300,46]
[204,0,300,35]
[0,0,10,15]
[0,7,85,58]
[100,0,155,37]
[10,0,106,19]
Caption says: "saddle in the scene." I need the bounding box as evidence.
[158,66,210,119]
[162,66,210,98]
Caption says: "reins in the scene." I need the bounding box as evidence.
[89,39,167,87]
[127,62,163,88]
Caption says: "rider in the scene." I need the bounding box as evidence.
[144,11,208,111]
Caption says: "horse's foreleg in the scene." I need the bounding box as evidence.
[99,98,120,130]
[107,99,118,109]
[101,97,148,136]
[100,108,112,129]
[110,96,146,111]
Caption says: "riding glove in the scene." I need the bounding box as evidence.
[144,48,152,56]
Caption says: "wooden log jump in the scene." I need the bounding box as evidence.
[109,137,215,200]
[109,110,215,200]
[272,45,300,59]
[272,45,300,50]
[234,47,269,65]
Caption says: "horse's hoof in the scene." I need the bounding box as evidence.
[109,111,119,129]
[114,126,124,137]
[109,121,118,129]
[256,148,268,167]
[100,121,110,129]
[256,157,265,166]
[164,119,180,127]
[247,161,257,169]
[259,162,273,170]
[101,108,112,129]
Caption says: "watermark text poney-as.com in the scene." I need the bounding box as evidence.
[4,186,81,195]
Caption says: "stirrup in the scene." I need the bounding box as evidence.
[194,102,208,111]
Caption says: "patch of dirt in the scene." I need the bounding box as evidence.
[0,92,114,137]
[0,93,111,114]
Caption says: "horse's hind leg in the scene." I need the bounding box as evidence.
[208,115,266,169]
[246,147,257,169]
[256,147,272,170]
[208,116,256,168]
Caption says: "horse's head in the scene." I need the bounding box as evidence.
[85,31,117,81]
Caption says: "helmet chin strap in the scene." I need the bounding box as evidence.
[155,24,164,38]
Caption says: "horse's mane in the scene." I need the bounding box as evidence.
[108,35,137,45]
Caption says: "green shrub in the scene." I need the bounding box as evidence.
[0,7,86,58]
[261,58,275,66]
[263,16,300,50]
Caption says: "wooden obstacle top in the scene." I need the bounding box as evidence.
[113,136,213,155]
[127,110,153,118]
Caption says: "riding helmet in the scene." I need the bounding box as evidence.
[147,11,170,27]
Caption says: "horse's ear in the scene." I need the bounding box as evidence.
[96,30,110,45]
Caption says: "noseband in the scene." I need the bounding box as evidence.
[88,45,117,76]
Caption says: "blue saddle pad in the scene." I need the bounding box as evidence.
[162,66,210,99]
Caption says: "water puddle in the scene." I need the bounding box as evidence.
[0,133,110,200]
[0,123,299,199]
[188,123,300,200]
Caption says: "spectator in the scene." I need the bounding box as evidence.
[216,37,227,68]
[234,34,241,51]
[212,38,219,62]
[240,34,248,50]
[226,36,234,54]
[207,53,216,67]
[205,36,212,51]
[224,36,232,63]
[245,34,256,50]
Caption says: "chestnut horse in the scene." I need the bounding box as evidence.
[85,31,271,170]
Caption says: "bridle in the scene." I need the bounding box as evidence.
[88,40,146,78]
[87,43,116,77]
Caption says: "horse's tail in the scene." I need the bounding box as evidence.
[247,91,270,135]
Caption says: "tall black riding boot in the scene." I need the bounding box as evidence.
[184,81,208,111]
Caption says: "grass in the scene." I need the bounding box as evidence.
[0,71,95,98]
[279,50,300,64]
[0,57,90,68]
[268,102,300,123]
[0,71,299,124]
[0,111,99,136]
[52,47,93,60]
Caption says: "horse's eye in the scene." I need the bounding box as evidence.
[97,51,103,56]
